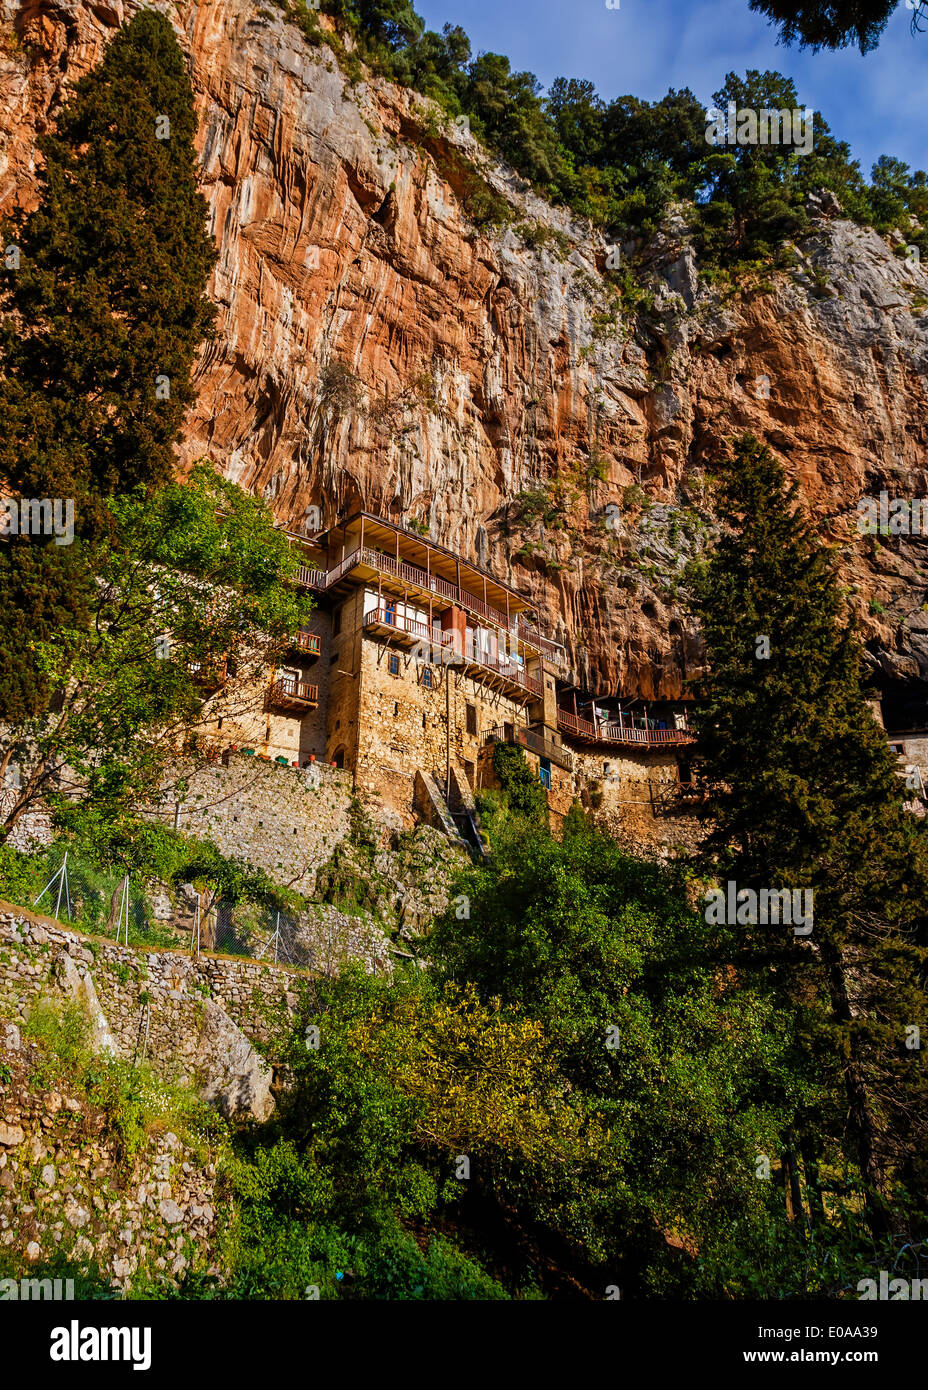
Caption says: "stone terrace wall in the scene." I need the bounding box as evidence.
[157,754,354,891]
[0,1022,222,1292]
[0,908,309,1082]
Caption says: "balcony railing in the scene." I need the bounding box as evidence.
[517,617,565,664]
[365,608,542,697]
[485,724,573,771]
[290,630,321,657]
[600,721,693,746]
[556,709,693,747]
[297,563,326,589]
[365,607,455,648]
[296,542,567,666]
[556,709,595,739]
[268,677,319,710]
[465,646,543,698]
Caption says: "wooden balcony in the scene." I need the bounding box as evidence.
[289,630,321,659]
[267,677,319,712]
[364,606,450,649]
[296,563,326,590]
[485,724,573,771]
[464,646,543,699]
[300,541,567,668]
[556,709,694,748]
[364,608,542,700]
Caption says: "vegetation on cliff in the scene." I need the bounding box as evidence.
[0,8,219,725]
[277,1,928,268]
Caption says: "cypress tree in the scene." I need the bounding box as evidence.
[0,9,216,719]
[0,7,216,522]
[691,434,928,1233]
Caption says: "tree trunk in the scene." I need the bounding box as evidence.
[821,940,891,1234]
[800,1136,827,1225]
[781,1145,805,1227]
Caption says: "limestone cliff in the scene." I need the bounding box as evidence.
[3,0,928,712]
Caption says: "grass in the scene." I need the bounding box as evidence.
[22,997,226,1165]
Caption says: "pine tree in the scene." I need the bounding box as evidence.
[0,8,216,524]
[749,0,904,53]
[0,9,216,720]
[691,434,928,1234]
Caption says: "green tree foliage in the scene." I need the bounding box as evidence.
[0,9,216,724]
[0,8,216,516]
[0,544,93,720]
[0,465,311,842]
[285,2,928,272]
[426,818,812,1295]
[689,434,928,1235]
[749,0,924,52]
[491,741,549,824]
[219,968,579,1297]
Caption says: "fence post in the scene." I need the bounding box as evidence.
[33,852,71,922]
[190,898,200,960]
[117,873,130,946]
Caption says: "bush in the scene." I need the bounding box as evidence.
[491,742,548,823]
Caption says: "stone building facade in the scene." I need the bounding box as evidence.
[197,512,696,846]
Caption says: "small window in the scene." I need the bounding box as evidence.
[539,758,551,790]
[466,703,477,735]
[393,700,399,716]
[890,743,905,755]
[389,654,400,677]
[422,713,427,729]
[603,762,610,776]
[423,667,432,688]
[332,605,342,636]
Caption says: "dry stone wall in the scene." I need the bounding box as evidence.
[0,1021,222,1292]
[0,908,307,1078]
[158,754,354,891]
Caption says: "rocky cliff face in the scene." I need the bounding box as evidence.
[3,0,928,708]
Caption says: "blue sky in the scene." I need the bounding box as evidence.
[415,0,926,178]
